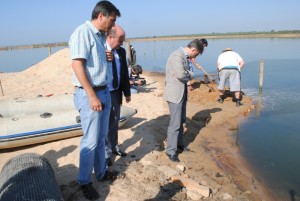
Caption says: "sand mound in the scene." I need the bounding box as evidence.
[0,48,73,100]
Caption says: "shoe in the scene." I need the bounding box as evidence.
[112,150,127,157]
[99,170,120,181]
[166,153,180,162]
[236,101,243,107]
[217,98,224,103]
[106,158,112,167]
[177,146,191,153]
[80,183,100,200]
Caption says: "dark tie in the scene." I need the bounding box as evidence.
[112,58,118,89]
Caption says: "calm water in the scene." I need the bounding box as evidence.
[240,59,300,201]
[1,38,300,200]
[0,46,65,72]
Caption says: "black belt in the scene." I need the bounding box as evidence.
[75,85,107,91]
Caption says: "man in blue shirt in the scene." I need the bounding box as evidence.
[69,1,121,200]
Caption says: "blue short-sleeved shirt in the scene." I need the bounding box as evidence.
[69,21,113,87]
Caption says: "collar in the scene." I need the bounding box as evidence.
[181,47,189,59]
[86,21,107,38]
[105,42,112,51]
[86,21,99,34]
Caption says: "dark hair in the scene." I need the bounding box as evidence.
[91,1,121,20]
[200,38,208,47]
[187,39,204,54]
[132,64,143,74]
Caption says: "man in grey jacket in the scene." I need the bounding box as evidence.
[163,39,204,162]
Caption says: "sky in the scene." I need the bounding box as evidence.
[0,0,300,46]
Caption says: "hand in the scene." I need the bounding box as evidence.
[106,50,113,62]
[90,96,104,111]
[196,65,203,70]
[136,79,143,85]
[125,96,131,103]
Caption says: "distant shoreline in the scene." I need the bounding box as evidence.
[126,33,300,42]
[1,32,300,51]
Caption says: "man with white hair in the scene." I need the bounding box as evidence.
[105,25,131,166]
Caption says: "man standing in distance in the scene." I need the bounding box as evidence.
[69,1,120,200]
[163,39,204,162]
[105,25,131,166]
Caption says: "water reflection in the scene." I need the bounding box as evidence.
[255,89,263,118]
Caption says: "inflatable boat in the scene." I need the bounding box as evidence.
[0,94,137,149]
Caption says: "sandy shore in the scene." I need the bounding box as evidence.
[0,49,274,200]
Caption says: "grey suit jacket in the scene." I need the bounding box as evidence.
[163,48,194,103]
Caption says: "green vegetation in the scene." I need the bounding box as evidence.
[0,42,68,51]
[127,30,300,41]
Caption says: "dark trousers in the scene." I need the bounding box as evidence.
[105,90,122,158]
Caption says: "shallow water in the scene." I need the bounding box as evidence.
[0,47,65,72]
[239,59,300,200]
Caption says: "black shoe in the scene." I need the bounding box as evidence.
[80,183,100,200]
[236,101,243,107]
[177,146,191,153]
[112,150,127,157]
[217,98,224,103]
[106,158,112,167]
[166,153,180,162]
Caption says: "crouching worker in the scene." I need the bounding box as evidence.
[128,64,146,94]
[217,48,245,106]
